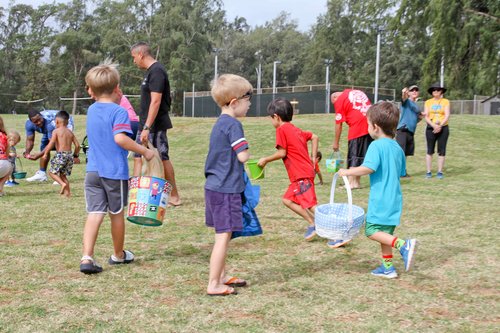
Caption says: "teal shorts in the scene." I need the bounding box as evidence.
[365,221,397,237]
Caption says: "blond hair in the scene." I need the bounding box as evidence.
[8,130,21,144]
[211,74,253,108]
[85,59,120,97]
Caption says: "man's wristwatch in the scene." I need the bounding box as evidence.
[73,153,79,158]
[143,125,151,131]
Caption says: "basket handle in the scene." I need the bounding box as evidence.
[329,172,353,222]
[16,157,24,171]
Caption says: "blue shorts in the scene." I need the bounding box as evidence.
[205,189,243,234]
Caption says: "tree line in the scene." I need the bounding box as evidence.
[0,0,498,114]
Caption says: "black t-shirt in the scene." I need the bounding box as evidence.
[140,61,173,131]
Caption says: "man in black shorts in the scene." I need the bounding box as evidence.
[131,42,181,205]
[331,89,373,189]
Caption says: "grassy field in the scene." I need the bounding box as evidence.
[0,113,499,332]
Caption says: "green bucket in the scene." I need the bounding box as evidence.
[247,159,265,180]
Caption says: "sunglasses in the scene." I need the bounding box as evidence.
[432,88,443,92]
[226,90,253,106]
[409,89,419,92]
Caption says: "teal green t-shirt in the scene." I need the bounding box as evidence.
[362,138,406,226]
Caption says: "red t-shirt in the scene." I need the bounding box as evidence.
[275,122,315,182]
[0,132,8,160]
[334,89,371,140]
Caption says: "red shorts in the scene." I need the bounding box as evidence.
[283,178,317,209]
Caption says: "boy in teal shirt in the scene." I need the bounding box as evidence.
[338,101,418,278]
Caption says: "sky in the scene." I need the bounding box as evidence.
[5,0,328,32]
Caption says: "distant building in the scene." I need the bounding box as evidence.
[481,95,500,115]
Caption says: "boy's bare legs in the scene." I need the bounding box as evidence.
[282,198,314,226]
[49,171,67,195]
[368,231,396,246]
[163,160,181,206]
[207,232,234,294]
[109,211,126,259]
[60,174,70,197]
[81,213,105,263]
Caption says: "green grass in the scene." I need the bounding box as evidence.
[0,113,499,332]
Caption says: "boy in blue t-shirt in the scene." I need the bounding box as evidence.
[339,101,418,278]
[80,62,154,274]
[204,74,252,296]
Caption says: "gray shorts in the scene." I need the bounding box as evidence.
[85,172,128,214]
[134,130,169,160]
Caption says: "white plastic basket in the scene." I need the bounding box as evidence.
[315,173,365,240]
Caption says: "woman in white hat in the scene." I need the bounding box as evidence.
[424,82,450,179]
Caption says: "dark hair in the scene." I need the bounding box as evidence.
[130,42,151,56]
[56,110,70,123]
[267,98,293,122]
[28,108,41,120]
[366,101,399,138]
[317,151,322,160]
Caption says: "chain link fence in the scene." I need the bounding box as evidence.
[184,85,498,117]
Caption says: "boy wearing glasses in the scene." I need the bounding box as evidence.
[258,98,319,242]
[396,85,422,178]
[205,74,252,296]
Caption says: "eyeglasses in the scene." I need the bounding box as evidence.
[226,90,253,105]
[409,89,419,92]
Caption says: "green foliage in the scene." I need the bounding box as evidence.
[0,0,498,114]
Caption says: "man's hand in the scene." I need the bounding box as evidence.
[140,130,150,144]
[28,152,43,160]
[73,157,81,164]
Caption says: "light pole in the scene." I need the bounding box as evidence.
[374,28,384,103]
[255,50,262,95]
[213,48,221,80]
[273,60,281,96]
[324,59,333,113]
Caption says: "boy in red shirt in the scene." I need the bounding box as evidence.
[258,98,319,241]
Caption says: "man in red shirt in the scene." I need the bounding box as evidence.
[331,89,373,189]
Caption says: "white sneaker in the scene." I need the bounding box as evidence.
[26,170,48,182]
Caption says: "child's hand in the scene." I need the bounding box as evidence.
[143,148,155,161]
[337,168,349,177]
[257,158,267,168]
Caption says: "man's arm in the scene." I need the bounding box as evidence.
[24,134,35,157]
[140,91,162,143]
[332,122,342,151]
